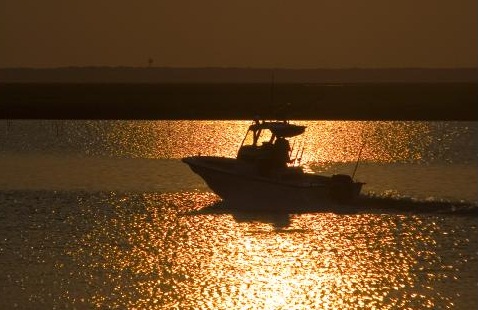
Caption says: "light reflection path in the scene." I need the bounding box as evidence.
[105,120,436,163]
[62,191,477,309]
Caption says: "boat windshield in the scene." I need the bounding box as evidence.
[242,129,274,147]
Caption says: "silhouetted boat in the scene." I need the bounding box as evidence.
[182,120,364,210]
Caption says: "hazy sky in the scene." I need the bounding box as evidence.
[1,0,477,68]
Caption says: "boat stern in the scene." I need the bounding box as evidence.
[329,174,364,202]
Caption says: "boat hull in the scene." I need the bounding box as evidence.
[183,156,363,211]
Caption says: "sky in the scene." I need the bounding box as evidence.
[1,0,477,68]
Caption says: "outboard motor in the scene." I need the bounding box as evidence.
[329,174,355,202]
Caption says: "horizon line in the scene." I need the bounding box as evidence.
[1,66,477,70]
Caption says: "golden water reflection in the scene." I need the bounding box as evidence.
[105,120,441,163]
[2,120,473,164]
[63,192,475,309]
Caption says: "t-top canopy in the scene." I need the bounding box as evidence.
[249,121,306,138]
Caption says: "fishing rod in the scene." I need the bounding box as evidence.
[296,147,305,166]
[351,139,365,180]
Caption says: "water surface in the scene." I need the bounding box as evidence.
[0,120,476,309]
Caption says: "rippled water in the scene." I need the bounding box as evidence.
[0,120,477,309]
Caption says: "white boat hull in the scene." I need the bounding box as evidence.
[183,156,363,211]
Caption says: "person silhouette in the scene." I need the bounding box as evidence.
[273,137,291,169]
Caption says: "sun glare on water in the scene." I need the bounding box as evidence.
[104,120,434,165]
[0,120,475,309]
[61,192,458,309]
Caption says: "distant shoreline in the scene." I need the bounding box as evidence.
[1,67,476,84]
[1,83,476,120]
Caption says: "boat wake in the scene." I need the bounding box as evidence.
[353,194,478,216]
[192,194,478,217]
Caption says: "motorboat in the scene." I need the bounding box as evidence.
[182,120,364,210]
